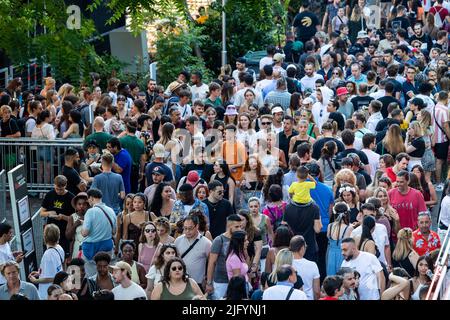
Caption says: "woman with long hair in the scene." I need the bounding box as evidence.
[334,169,357,200]
[150,182,175,219]
[411,165,437,208]
[354,216,378,256]
[267,248,294,286]
[189,209,213,241]
[226,230,250,284]
[62,109,84,139]
[289,119,316,156]
[337,183,360,224]
[326,202,354,276]
[423,13,438,40]
[45,89,59,123]
[138,221,160,273]
[205,107,217,130]
[155,217,174,245]
[318,140,338,186]
[236,112,257,154]
[151,257,204,300]
[379,154,395,172]
[366,170,385,198]
[287,92,302,117]
[374,187,400,241]
[264,226,294,274]
[115,193,134,257]
[145,245,177,298]
[249,197,274,256]
[240,155,265,210]
[260,167,289,207]
[157,122,183,179]
[221,82,235,106]
[410,256,432,300]
[56,101,73,138]
[377,124,406,157]
[392,228,420,278]
[225,275,249,300]
[405,121,425,171]
[348,6,366,43]
[417,109,435,182]
[210,160,236,205]
[239,89,256,114]
[57,83,74,101]
[299,107,320,138]
[41,77,55,97]
[123,193,151,256]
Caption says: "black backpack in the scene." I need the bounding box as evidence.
[17,116,35,137]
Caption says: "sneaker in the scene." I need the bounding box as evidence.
[436,183,444,192]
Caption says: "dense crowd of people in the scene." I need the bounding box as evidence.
[1,0,450,301]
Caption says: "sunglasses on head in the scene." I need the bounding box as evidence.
[171,265,183,271]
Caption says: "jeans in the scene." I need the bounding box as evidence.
[212,282,228,300]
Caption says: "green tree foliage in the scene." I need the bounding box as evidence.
[198,0,285,73]
[154,17,212,86]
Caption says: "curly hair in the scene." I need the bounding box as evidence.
[334,168,357,191]
[161,257,188,285]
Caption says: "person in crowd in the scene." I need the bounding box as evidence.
[262,264,307,300]
[106,137,132,194]
[175,215,212,290]
[336,267,358,300]
[65,192,88,260]
[410,256,432,300]
[138,221,160,273]
[412,212,441,257]
[0,261,40,300]
[78,252,115,299]
[145,243,178,298]
[110,261,147,300]
[118,241,147,288]
[0,223,24,286]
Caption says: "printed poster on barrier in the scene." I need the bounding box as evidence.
[22,228,34,258]
[18,196,30,226]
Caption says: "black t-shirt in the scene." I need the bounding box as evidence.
[42,189,75,256]
[1,118,19,137]
[408,137,426,158]
[283,201,320,261]
[390,16,410,30]
[312,137,345,160]
[204,199,234,239]
[377,96,400,119]
[328,112,345,131]
[351,95,374,112]
[62,165,82,196]
[293,11,319,42]
[336,148,369,165]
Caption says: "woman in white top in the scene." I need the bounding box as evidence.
[236,113,257,154]
[410,256,431,300]
[145,244,178,299]
[157,122,183,179]
[29,224,65,300]
[31,110,55,196]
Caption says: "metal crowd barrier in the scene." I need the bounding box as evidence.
[0,138,83,193]
[0,170,6,223]
[32,209,45,267]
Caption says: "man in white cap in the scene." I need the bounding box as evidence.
[271,105,285,134]
[110,261,147,300]
[144,143,175,188]
[264,78,292,110]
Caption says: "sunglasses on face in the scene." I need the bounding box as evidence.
[145,228,156,233]
[261,122,272,125]
[171,266,183,271]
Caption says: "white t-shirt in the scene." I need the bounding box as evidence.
[362,148,380,179]
[300,74,324,92]
[292,258,320,300]
[112,281,147,300]
[351,223,389,265]
[38,245,65,300]
[341,251,383,300]
[259,57,274,70]
[146,265,163,284]
[262,284,307,300]
[0,242,14,285]
[190,83,209,101]
[31,123,56,140]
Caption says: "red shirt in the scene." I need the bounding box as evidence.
[320,296,339,300]
[388,187,427,230]
[412,229,441,257]
[385,167,397,183]
[429,5,449,26]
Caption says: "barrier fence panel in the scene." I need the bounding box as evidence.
[32,209,45,268]
[0,169,6,223]
[0,138,83,193]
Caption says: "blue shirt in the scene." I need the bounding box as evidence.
[310,178,334,232]
[0,281,40,300]
[276,281,294,287]
[347,74,367,86]
[284,170,297,189]
[91,172,125,214]
[262,81,277,98]
[114,149,132,194]
[83,203,117,243]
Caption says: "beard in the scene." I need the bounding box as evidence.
[344,255,353,261]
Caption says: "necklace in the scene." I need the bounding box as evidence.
[208,199,221,212]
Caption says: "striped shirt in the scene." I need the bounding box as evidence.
[432,103,449,143]
[264,90,292,110]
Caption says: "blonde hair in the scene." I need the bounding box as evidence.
[44,224,60,245]
[382,124,405,155]
[409,121,423,138]
[334,168,357,189]
[0,105,12,114]
[419,110,432,132]
[46,89,56,106]
[57,83,74,99]
[268,248,293,283]
[0,260,20,276]
[44,77,55,87]
[392,228,414,261]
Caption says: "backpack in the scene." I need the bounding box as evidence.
[434,7,444,28]
[17,116,35,137]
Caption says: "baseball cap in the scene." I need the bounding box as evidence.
[357,30,369,39]
[153,143,165,158]
[336,87,349,96]
[109,261,132,275]
[152,166,165,175]
[186,171,200,187]
[271,106,284,114]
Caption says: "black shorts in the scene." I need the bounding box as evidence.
[434,141,449,160]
